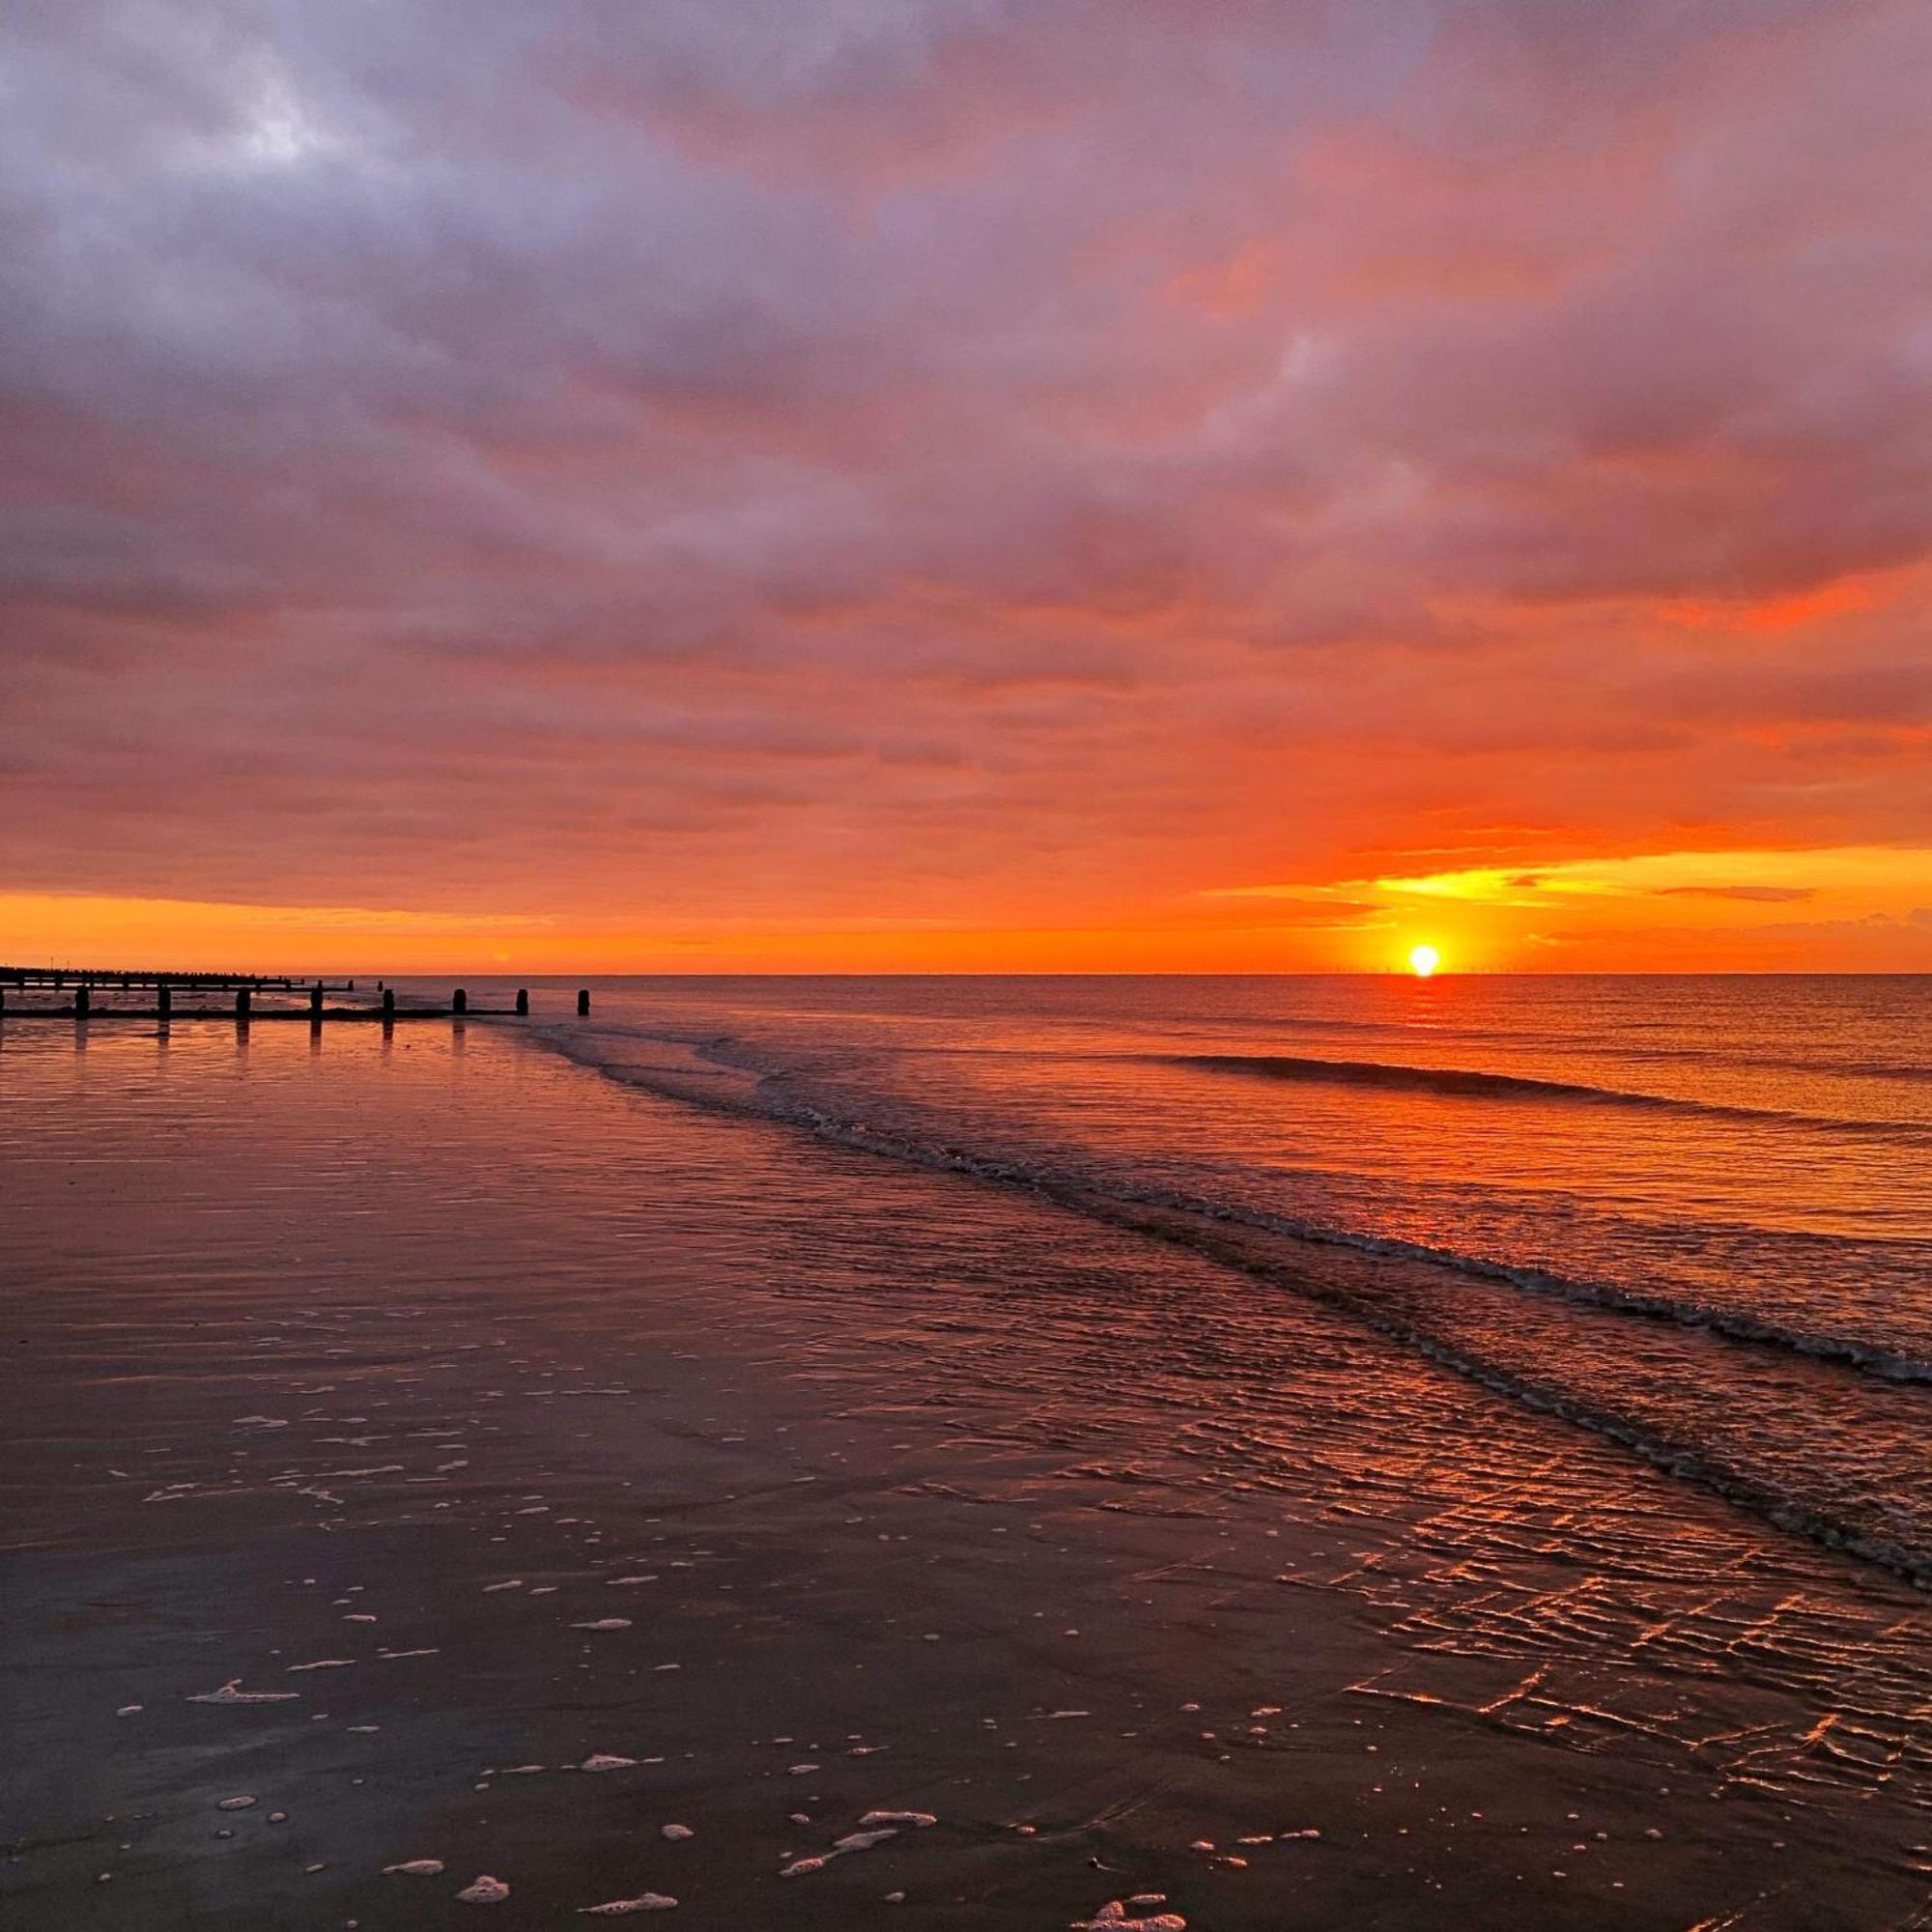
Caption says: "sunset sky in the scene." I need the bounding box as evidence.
[4,1,1929,973]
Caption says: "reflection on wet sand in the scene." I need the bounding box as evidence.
[0,1021,1925,1928]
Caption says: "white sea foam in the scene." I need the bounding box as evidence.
[187,1679,298,1704]
[1074,1904,1186,1931]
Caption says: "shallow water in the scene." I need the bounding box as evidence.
[1,1006,1929,1928]
[425,975,1932,1585]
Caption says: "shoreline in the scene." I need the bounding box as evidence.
[3,1019,1927,1928]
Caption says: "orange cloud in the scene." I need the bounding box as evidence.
[3,3,1929,973]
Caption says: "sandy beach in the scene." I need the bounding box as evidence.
[2,1014,1926,1929]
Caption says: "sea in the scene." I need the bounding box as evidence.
[462,973,1932,1585]
[5,970,1931,1924]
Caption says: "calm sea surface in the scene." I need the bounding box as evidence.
[442,974,1932,1583]
[3,979,1930,1923]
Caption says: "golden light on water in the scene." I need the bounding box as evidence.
[1407,943,1441,978]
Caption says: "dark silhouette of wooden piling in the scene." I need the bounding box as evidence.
[577,988,590,1015]
[0,965,528,1023]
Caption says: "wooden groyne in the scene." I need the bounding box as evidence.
[0,967,341,991]
[0,970,589,1024]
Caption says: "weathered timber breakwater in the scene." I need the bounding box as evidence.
[0,967,592,1023]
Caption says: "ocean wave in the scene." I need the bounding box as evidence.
[526,1018,1932,1588]
[540,1019,1932,1385]
[1172,1052,1924,1141]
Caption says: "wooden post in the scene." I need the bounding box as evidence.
[310,985,324,1017]
[74,984,89,1020]
[515,988,529,1015]
[577,988,590,1015]
[452,988,468,1013]
[158,984,171,1020]
[382,988,395,1017]
[236,986,250,1020]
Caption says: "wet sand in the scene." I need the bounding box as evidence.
[2,1020,1927,1928]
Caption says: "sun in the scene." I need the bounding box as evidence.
[1407,943,1441,978]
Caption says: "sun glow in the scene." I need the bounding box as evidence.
[1407,943,1441,978]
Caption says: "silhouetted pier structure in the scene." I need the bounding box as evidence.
[0,968,591,1025]
[2,965,341,991]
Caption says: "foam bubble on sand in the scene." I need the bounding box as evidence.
[581,1753,639,1772]
[384,1860,445,1876]
[609,1576,658,1585]
[287,1659,355,1671]
[188,1679,298,1704]
[216,1796,258,1810]
[660,1824,694,1841]
[579,1896,678,1915]
[483,1579,525,1593]
[572,1619,634,1631]
[787,1764,818,1775]
[457,1874,511,1903]
[115,1705,142,1718]
[377,1647,439,1659]
[786,1808,938,1876]
[1073,1903,1186,1930]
